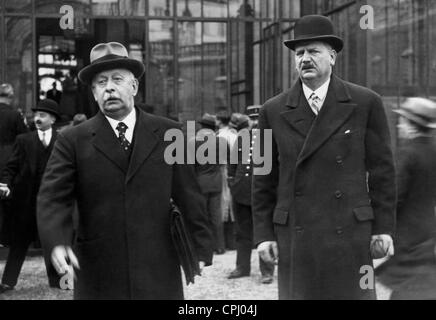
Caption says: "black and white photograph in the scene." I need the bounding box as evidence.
[0,0,436,305]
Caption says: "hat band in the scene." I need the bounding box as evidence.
[91,54,128,65]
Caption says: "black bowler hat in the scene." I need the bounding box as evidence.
[32,99,61,120]
[78,42,145,85]
[284,15,344,52]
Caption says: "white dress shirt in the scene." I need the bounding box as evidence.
[302,78,331,115]
[105,109,136,143]
[37,128,52,147]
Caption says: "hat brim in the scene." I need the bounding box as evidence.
[78,58,145,85]
[393,109,436,129]
[284,35,344,52]
[31,107,61,121]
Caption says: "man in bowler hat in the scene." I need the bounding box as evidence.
[253,15,396,299]
[37,42,213,299]
[0,99,60,293]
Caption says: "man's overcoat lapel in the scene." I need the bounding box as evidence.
[280,75,357,165]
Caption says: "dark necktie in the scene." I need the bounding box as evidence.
[116,122,131,154]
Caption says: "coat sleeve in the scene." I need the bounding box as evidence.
[252,106,279,246]
[171,161,214,266]
[1,136,24,187]
[365,94,397,236]
[37,131,75,255]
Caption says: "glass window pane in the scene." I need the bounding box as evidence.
[178,21,202,122]
[91,0,146,16]
[202,22,227,114]
[229,0,254,18]
[5,0,31,13]
[35,0,90,14]
[149,0,173,17]
[148,20,175,118]
[176,0,201,17]
[5,17,33,113]
[203,0,227,18]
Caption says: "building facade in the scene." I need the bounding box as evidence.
[1,0,435,132]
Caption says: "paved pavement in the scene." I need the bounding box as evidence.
[0,248,390,300]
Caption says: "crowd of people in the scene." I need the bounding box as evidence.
[0,14,435,300]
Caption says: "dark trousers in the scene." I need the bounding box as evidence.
[1,231,59,288]
[233,202,274,276]
[205,192,225,251]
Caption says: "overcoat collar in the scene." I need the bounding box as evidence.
[280,74,357,165]
[91,107,159,180]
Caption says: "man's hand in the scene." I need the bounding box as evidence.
[0,183,10,198]
[370,234,394,259]
[199,261,205,272]
[51,246,80,275]
[257,241,278,265]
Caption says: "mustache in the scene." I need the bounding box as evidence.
[105,95,120,102]
[35,120,42,125]
[301,64,315,70]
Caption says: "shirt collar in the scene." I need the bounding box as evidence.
[302,78,331,102]
[37,127,52,136]
[105,107,137,133]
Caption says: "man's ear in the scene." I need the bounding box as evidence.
[91,86,98,101]
[330,50,337,67]
[132,78,139,97]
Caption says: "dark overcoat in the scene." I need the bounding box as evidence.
[228,131,255,206]
[1,131,57,242]
[253,75,396,300]
[37,108,213,300]
[0,102,27,241]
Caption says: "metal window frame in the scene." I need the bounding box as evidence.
[3,0,278,117]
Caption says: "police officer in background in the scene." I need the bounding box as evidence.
[227,108,275,284]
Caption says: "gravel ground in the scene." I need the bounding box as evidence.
[0,250,390,300]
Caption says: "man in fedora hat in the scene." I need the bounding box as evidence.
[194,113,227,255]
[37,42,213,299]
[0,99,61,293]
[376,97,436,299]
[253,15,396,299]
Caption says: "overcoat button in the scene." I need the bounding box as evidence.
[335,190,342,198]
[336,227,343,235]
[336,156,343,164]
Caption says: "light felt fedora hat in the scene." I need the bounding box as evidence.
[78,42,145,85]
[284,15,344,52]
[394,97,436,129]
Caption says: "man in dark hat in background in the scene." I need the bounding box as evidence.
[228,109,275,284]
[194,113,227,255]
[253,15,396,299]
[216,110,237,251]
[376,97,436,299]
[37,42,213,299]
[0,83,28,246]
[0,99,61,293]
